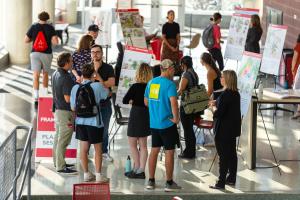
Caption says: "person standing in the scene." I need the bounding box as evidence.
[245,14,263,53]
[144,59,182,192]
[208,12,224,71]
[161,10,181,66]
[122,63,153,179]
[88,24,100,46]
[25,11,58,105]
[91,44,115,162]
[209,70,241,189]
[52,52,77,174]
[200,52,222,97]
[291,34,300,119]
[177,56,199,159]
[72,34,94,83]
[70,63,109,182]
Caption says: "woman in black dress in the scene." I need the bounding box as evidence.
[122,63,153,179]
[245,14,263,53]
[210,70,241,189]
[161,10,181,66]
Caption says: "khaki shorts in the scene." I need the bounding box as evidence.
[30,52,53,73]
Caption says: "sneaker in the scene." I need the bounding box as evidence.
[128,172,146,179]
[96,174,109,183]
[164,181,182,192]
[57,167,78,175]
[146,180,155,190]
[66,164,75,168]
[84,172,96,182]
[102,153,113,162]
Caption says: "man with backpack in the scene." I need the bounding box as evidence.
[70,63,109,182]
[25,11,58,105]
[52,52,77,174]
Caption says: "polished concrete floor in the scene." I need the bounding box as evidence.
[0,25,300,197]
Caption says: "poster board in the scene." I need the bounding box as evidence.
[117,9,147,48]
[116,46,152,108]
[260,24,287,76]
[238,51,262,117]
[224,13,251,61]
[84,8,112,46]
[234,7,259,15]
[35,97,77,162]
[117,0,132,9]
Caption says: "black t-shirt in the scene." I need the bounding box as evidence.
[97,62,115,82]
[122,83,147,107]
[26,23,56,54]
[52,68,75,111]
[162,22,180,39]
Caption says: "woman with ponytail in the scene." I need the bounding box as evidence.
[208,12,224,71]
[201,52,222,97]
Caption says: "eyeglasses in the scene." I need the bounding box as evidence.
[91,51,102,55]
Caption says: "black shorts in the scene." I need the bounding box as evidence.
[76,125,103,144]
[151,124,180,150]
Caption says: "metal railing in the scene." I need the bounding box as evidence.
[1,126,33,200]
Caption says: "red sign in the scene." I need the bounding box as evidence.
[37,97,55,131]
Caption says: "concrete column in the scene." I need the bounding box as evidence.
[4,0,32,64]
[66,0,77,24]
[32,0,55,24]
[0,0,3,44]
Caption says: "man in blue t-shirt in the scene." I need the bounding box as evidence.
[144,59,181,192]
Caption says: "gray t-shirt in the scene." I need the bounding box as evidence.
[52,68,75,111]
[182,69,199,89]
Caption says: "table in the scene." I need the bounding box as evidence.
[248,88,300,169]
[55,23,69,45]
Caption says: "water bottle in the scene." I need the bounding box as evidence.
[125,155,132,173]
[258,81,263,100]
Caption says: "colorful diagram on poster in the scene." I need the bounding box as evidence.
[238,51,262,117]
[117,9,147,48]
[260,25,287,75]
[224,14,251,61]
[116,46,152,108]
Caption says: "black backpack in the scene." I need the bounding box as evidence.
[75,82,98,118]
[202,24,215,49]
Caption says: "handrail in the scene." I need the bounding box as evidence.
[3,126,33,200]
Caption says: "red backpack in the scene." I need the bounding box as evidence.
[33,26,48,52]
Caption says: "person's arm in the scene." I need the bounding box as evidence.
[176,23,180,51]
[214,25,221,45]
[51,35,59,45]
[207,71,215,97]
[71,69,81,83]
[70,87,76,111]
[169,96,179,124]
[24,35,31,43]
[144,97,148,107]
[64,95,71,103]
[213,92,229,119]
[292,50,299,78]
[177,77,188,95]
[123,85,134,104]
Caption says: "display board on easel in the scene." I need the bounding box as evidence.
[260,24,288,76]
[224,13,251,62]
[116,46,153,108]
[117,9,147,48]
[238,51,262,117]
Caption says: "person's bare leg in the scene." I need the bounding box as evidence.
[148,147,160,179]
[138,137,148,171]
[93,143,102,173]
[80,141,89,172]
[165,149,175,181]
[128,137,140,170]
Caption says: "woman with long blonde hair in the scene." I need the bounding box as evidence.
[210,70,241,189]
[122,63,153,179]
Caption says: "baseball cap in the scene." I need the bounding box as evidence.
[161,59,174,69]
[88,24,99,32]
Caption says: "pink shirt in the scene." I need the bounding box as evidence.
[212,24,221,49]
